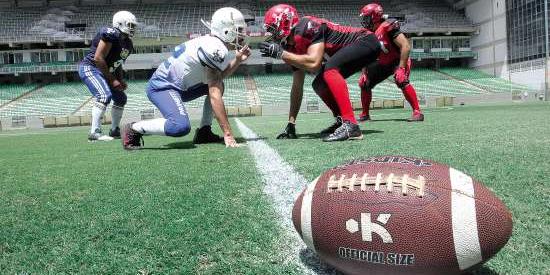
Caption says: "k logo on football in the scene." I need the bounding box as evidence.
[346,213,393,243]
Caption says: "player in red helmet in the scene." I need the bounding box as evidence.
[260,4,382,142]
[358,3,424,122]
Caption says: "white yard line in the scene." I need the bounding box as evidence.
[235,118,336,275]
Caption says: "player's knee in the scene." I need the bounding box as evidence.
[113,93,127,107]
[312,75,327,94]
[396,81,410,90]
[165,118,191,137]
[96,94,112,105]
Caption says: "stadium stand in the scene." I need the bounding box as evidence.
[0,84,37,106]
[0,0,473,44]
[438,67,535,94]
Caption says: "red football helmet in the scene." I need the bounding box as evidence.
[360,3,384,31]
[264,4,299,43]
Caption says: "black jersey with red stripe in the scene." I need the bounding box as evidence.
[375,18,403,65]
[286,16,371,56]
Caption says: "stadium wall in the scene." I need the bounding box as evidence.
[464,0,509,78]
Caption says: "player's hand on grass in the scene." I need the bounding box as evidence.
[276,122,297,139]
[259,42,283,59]
[236,45,251,63]
[224,135,240,148]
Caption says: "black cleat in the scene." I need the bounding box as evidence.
[122,123,143,150]
[193,125,223,144]
[276,122,297,139]
[109,127,121,139]
[320,117,343,137]
[322,121,363,142]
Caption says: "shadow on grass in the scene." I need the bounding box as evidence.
[364,118,409,122]
[469,265,499,275]
[235,136,268,143]
[140,141,197,150]
[299,248,339,275]
[293,129,384,140]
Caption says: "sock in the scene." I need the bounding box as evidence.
[111,105,124,130]
[91,102,106,134]
[402,84,421,112]
[200,96,214,128]
[323,68,357,124]
[132,118,167,135]
[360,89,372,117]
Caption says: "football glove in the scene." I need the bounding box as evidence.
[358,72,368,90]
[259,42,284,59]
[276,122,297,139]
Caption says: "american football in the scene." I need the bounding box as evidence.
[292,156,513,275]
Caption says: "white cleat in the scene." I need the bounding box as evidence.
[88,132,115,142]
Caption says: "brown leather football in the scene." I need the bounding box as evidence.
[292,156,512,275]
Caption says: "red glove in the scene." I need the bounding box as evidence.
[394,67,409,86]
[358,71,368,89]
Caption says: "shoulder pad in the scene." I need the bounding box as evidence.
[100,27,120,43]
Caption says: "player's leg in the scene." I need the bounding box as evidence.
[109,90,127,138]
[188,83,224,144]
[359,62,395,121]
[122,85,191,150]
[322,34,381,142]
[312,69,344,137]
[78,64,114,142]
[396,59,424,121]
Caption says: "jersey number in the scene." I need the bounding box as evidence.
[163,43,187,69]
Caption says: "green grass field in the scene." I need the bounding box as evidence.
[1,102,549,274]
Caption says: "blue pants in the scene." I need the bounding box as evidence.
[79,64,127,107]
[146,80,209,137]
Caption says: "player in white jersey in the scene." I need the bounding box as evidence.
[121,7,250,150]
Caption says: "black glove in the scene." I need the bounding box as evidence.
[259,42,284,59]
[276,122,297,139]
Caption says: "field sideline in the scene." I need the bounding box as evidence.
[0,102,549,274]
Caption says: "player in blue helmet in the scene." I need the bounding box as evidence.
[79,11,137,141]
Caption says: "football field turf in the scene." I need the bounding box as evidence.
[0,102,549,274]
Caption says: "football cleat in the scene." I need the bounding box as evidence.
[276,122,297,139]
[320,117,343,137]
[193,125,224,144]
[407,111,424,122]
[109,127,121,139]
[88,128,114,142]
[358,114,371,122]
[322,121,363,142]
[122,123,144,150]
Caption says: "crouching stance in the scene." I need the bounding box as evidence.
[122,7,249,150]
[79,11,136,141]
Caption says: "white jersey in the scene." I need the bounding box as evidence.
[149,35,232,93]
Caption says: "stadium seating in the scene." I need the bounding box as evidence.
[0,84,37,106]
[0,1,473,43]
[0,82,90,117]
[438,67,535,94]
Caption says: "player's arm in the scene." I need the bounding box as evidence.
[289,69,305,123]
[281,43,324,72]
[259,42,325,73]
[94,40,119,87]
[221,46,251,79]
[393,33,411,68]
[206,67,239,148]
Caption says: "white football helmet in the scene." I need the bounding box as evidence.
[201,7,248,49]
[113,11,137,37]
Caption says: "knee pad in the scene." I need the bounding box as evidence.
[112,92,127,107]
[312,74,329,95]
[164,117,191,137]
[396,80,410,90]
